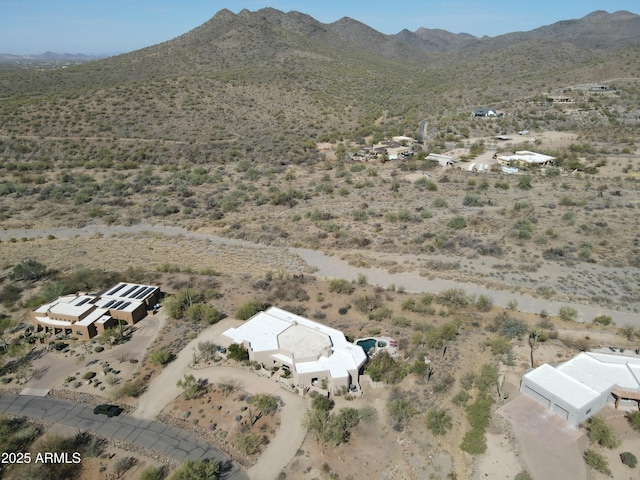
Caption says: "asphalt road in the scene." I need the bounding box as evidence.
[0,395,249,480]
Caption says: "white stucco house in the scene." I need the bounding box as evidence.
[497,150,555,167]
[220,307,367,395]
[520,352,640,426]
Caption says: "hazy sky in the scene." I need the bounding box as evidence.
[1,0,638,54]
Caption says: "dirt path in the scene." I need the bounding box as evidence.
[2,223,636,326]
[133,318,308,480]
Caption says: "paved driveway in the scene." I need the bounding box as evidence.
[0,394,248,480]
[499,394,587,480]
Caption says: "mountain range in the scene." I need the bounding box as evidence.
[0,8,638,163]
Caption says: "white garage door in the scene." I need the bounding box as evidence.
[551,403,569,421]
[523,385,551,409]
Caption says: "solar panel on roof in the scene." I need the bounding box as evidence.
[117,302,131,310]
[102,300,116,308]
[135,287,153,299]
[75,297,90,306]
[111,301,124,309]
[107,283,126,296]
[121,285,138,297]
[128,286,145,298]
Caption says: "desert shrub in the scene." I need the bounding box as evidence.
[448,215,467,230]
[168,459,220,479]
[452,390,471,406]
[368,306,392,321]
[226,343,249,362]
[10,259,48,282]
[592,315,613,326]
[83,371,96,380]
[424,320,459,349]
[475,294,493,312]
[365,351,409,384]
[402,294,434,314]
[514,473,532,480]
[437,289,469,308]
[559,306,578,322]
[149,349,173,366]
[353,294,382,314]
[387,391,417,426]
[140,466,165,480]
[621,452,637,468]
[517,174,532,190]
[584,449,610,475]
[117,381,144,398]
[432,197,448,208]
[462,194,483,207]
[627,411,640,431]
[425,408,452,436]
[184,303,225,324]
[498,316,528,339]
[328,279,354,294]
[235,300,266,320]
[489,335,512,355]
[94,346,104,353]
[586,416,620,449]
[235,433,262,455]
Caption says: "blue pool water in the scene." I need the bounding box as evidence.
[356,338,377,354]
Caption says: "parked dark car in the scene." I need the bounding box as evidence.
[93,404,123,417]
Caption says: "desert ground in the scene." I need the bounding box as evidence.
[1,130,639,479]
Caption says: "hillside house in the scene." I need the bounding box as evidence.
[521,352,640,426]
[221,307,367,395]
[31,282,160,338]
[497,150,555,167]
[473,107,497,117]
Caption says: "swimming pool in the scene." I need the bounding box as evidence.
[356,338,377,355]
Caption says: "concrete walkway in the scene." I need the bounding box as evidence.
[0,394,248,480]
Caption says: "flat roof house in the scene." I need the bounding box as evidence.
[221,307,367,395]
[31,282,160,339]
[520,352,640,426]
[497,150,555,167]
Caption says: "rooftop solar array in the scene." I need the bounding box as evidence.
[104,283,158,301]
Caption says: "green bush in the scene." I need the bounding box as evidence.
[559,306,578,322]
[621,451,637,468]
[117,381,144,398]
[149,349,173,366]
[235,300,266,320]
[328,279,355,294]
[94,346,104,353]
[627,411,640,431]
[425,408,452,435]
[584,449,611,475]
[586,416,620,449]
[227,343,249,362]
[83,371,96,380]
[448,215,467,230]
[592,315,613,326]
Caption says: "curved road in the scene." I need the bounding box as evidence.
[0,394,249,480]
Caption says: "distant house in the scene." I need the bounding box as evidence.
[221,307,367,395]
[473,107,497,117]
[521,352,640,426]
[497,150,555,167]
[426,153,455,168]
[31,282,160,338]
